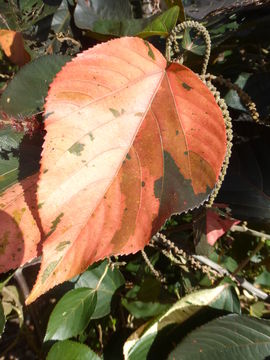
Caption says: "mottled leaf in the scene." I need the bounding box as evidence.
[23,37,226,303]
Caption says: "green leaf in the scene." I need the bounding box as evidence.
[0,55,70,118]
[74,0,161,37]
[47,340,101,360]
[138,6,179,38]
[250,301,265,318]
[182,29,205,56]
[0,128,24,192]
[225,73,252,111]
[51,0,71,34]
[165,0,185,22]
[44,288,97,341]
[75,260,124,319]
[0,302,5,337]
[124,285,234,359]
[210,285,241,314]
[210,252,238,273]
[0,2,20,29]
[122,299,170,319]
[2,285,23,326]
[0,128,42,193]
[169,314,270,360]
[255,269,270,288]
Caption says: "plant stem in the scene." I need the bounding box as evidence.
[232,238,265,276]
[95,263,109,291]
[231,224,270,240]
[193,254,270,302]
[14,268,43,344]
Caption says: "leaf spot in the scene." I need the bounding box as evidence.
[135,112,144,117]
[89,132,94,141]
[38,202,44,209]
[68,142,85,156]
[143,40,155,60]
[46,212,64,238]
[109,108,121,118]
[0,231,9,255]
[182,82,192,91]
[55,241,71,252]
[42,258,62,284]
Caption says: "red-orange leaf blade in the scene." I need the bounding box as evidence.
[26,37,226,303]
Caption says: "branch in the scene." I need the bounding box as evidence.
[231,224,270,240]
[193,254,270,302]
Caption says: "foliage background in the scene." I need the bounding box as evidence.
[0,0,270,359]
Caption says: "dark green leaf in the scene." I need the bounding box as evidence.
[0,55,70,118]
[44,288,97,341]
[47,340,101,360]
[51,0,71,33]
[250,302,265,318]
[75,260,124,319]
[0,128,42,193]
[74,0,162,37]
[183,0,255,20]
[225,73,251,111]
[0,303,5,336]
[210,252,238,273]
[210,285,241,314]
[182,29,205,56]
[255,270,270,288]
[0,2,20,29]
[122,299,169,318]
[165,0,185,22]
[169,314,270,360]
[217,122,270,221]
[124,285,233,359]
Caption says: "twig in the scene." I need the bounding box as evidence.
[231,224,270,240]
[95,263,109,291]
[232,238,265,276]
[151,233,270,302]
[193,254,270,302]
[0,13,10,30]
[14,268,43,343]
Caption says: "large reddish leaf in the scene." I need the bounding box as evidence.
[15,37,226,303]
[0,174,41,272]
